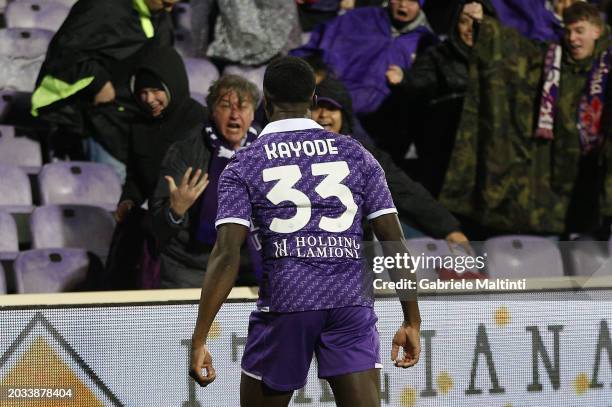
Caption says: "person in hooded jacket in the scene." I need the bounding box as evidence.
[385,0,496,197]
[313,77,470,246]
[30,0,178,180]
[115,46,207,222]
[106,46,207,290]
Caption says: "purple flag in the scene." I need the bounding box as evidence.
[491,0,562,42]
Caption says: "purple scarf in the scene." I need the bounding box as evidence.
[578,47,611,154]
[535,44,612,155]
[535,43,562,140]
[196,124,263,278]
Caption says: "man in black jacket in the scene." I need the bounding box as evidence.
[313,77,469,245]
[150,75,260,288]
[31,0,178,177]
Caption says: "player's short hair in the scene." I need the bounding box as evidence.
[263,56,316,104]
[206,74,260,110]
[563,2,603,28]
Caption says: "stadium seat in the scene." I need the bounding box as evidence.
[30,204,115,262]
[13,248,96,293]
[563,240,612,278]
[484,235,564,279]
[184,57,219,95]
[174,28,195,58]
[0,28,54,92]
[405,238,453,281]
[5,0,71,32]
[190,91,206,106]
[0,209,19,260]
[0,124,15,139]
[223,65,266,98]
[0,164,34,213]
[173,2,191,31]
[38,161,122,211]
[0,131,42,170]
[0,261,6,294]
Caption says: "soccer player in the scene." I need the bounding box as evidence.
[189,56,421,407]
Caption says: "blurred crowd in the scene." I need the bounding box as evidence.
[22,0,612,288]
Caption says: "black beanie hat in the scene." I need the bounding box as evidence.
[315,77,354,135]
[134,69,164,92]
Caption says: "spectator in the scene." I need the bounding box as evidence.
[150,75,261,288]
[107,46,206,289]
[440,2,612,239]
[31,0,177,181]
[385,0,496,197]
[313,77,469,245]
[115,46,207,223]
[206,0,302,66]
[292,0,437,115]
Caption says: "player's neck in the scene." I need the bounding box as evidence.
[268,109,311,122]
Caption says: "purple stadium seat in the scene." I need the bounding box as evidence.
[564,240,612,278]
[0,124,15,139]
[0,209,19,260]
[405,237,453,281]
[5,0,70,32]
[223,65,266,97]
[0,28,53,92]
[190,91,206,106]
[0,28,53,59]
[13,248,92,293]
[30,204,115,262]
[484,235,564,279]
[184,56,219,96]
[38,161,122,211]
[0,132,42,170]
[0,164,34,214]
[174,28,195,58]
[173,2,191,31]
[0,261,6,294]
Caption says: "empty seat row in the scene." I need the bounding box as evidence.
[405,236,612,280]
[0,204,114,261]
[5,0,72,32]
[0,161,121,211]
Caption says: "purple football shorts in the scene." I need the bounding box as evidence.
[241,306,382,391]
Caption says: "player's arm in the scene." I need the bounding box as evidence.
[371,213,421,368]
[189,223,249,387]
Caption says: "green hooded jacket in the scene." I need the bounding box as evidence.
[440,15,612,234]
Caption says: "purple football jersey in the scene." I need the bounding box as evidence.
[215,119,397,312]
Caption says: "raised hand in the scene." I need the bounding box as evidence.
[386,64,404,85]
[165,167,209,218]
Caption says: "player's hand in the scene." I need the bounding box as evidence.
[165,167,209,218]
[93,81,116,105]
[189,342,216,387]
[463,2,483,22]
[391,323,420,368]
[114,200,135,223]
[385,64,404,85]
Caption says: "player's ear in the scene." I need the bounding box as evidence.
[311,94,318,111]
